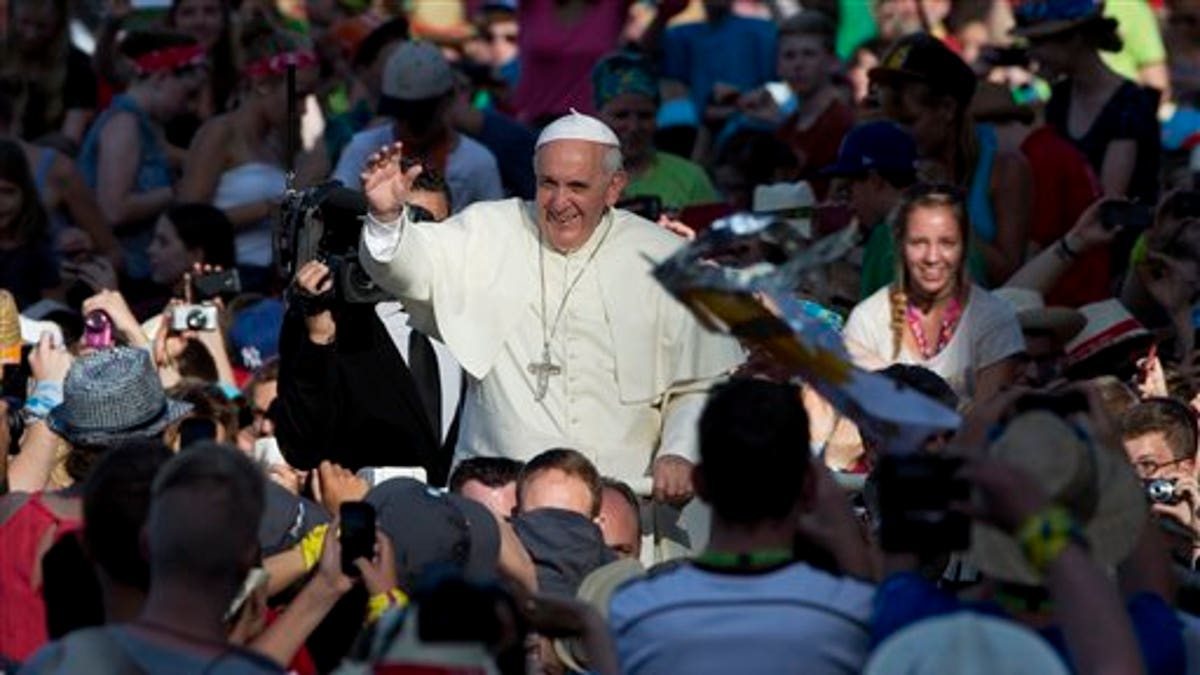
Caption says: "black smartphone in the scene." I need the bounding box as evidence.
[192,269,242,301]
[177,417,217,449]
[339,501,376,577]
[876,454,970,554]
[1099,201,1154,232]
[617,195,663,222]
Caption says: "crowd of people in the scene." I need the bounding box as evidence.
[1,0,1200,672]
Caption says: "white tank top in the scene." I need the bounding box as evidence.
[213,162,287,268]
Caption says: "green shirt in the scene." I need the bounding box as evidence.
[624,152,719,210]
[1101,0,1167,82]
[859,221,990,300]
[837,0,879,60]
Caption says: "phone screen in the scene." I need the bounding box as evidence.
[339,502,376,576]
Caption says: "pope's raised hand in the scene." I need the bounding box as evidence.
[360,142,424,223]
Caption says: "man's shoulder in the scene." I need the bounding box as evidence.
[609,210,686,258]
[653,151,707,177]
[345,125,394,151]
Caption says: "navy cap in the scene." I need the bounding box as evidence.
[821,121,918,177]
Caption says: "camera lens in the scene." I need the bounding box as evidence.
[186,309,206,331]
[1146,479,1179,505]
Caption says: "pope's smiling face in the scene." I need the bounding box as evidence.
[534,140,627,253]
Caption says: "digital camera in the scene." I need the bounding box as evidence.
[1146,478,1183,506]
[171,304,219,332]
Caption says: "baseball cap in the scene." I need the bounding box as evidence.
[366,478,501,590]
[228,298,284,372]
[821,121,918,177]
[380,41,454,104]
[870,33,978,107]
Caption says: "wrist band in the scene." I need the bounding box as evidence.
[299,524,329,572]
[366,588,409,625]
[23,381,65,418]
[1017,506,1086,574]
[1057,236,1079,261]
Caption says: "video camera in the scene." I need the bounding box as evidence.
[275,181,391,305]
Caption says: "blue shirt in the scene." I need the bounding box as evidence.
[662,16,777,113]
[873,572,1186,675]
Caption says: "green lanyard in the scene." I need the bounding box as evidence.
[694,549,795,571]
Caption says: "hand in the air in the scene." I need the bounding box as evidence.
[360,143,424,222]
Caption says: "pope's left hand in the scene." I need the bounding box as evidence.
[652,455,694,506]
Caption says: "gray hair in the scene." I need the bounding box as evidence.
[533,144,625,177]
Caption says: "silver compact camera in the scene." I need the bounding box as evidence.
[171,304,219,332]
[1146,478,1182,506]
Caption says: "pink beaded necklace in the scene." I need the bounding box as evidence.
[905,295,964,359]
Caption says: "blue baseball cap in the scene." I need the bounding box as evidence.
[821,121,918,177]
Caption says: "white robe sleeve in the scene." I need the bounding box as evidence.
[359,209,437,305]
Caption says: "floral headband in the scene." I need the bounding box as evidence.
[133,44,207,77]
[244,49,319,79]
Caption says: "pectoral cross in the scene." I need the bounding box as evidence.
[527,345,561,402]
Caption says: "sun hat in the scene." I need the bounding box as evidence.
[869,32,978,107]
[992,287,1086,349]
[1063,299,1152,369]
[967,411,1146,586]
[753,182,815,239]
[864,612,1069,674]
[366,478,501,590]
[380,40,454,103]
[0,290,20,366]
[46,347,192,446]
[1010,0,1109,40]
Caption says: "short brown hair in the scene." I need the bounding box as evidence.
[1121,398,1199,462]
[517,448,602,517]
[778,10,837,54]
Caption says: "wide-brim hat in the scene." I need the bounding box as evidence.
[967,411,1146,586]
[366,478,501,589]
[1063,299,1152,369]
[46,347,192,446]
[992,287,1086,348]
[864,612,1070,674]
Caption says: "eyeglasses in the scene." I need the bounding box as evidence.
[1133,455,1193,477]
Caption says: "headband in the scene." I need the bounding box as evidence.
[133,44,207,76]
[244,49,319,79]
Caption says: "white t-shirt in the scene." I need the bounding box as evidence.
[332,126,504,214]
[609,562,875,675]
[843,284,1024,402]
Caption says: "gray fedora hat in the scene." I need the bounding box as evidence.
[47,347,192,446]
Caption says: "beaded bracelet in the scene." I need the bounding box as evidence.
[1017,506,1086,574]
[366,588,409,625]
[23,381,64,419]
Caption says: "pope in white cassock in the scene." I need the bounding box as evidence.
[357,111,743,508]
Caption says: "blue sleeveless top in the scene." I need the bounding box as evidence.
[967,123,999,245]
[77,95,173,280]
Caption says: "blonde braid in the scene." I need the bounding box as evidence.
[889,284,907,361]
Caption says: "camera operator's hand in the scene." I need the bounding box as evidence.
[361,142,424,223]
[957,458,1052,534]
[29,332,73,384]
[354,530,400,597]
[294,261,336,345]
[1151,475,1200,534]
[82,290,147,349]
[313,517,355,596]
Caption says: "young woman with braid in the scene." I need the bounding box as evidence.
[843,186,1025,406]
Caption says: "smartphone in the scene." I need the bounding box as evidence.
[617,195,663,222]
[876,454,970,553]
[1099,201,1154,231]
[339,501,376,577]
[192,269,242,301]
[178,417,218,449]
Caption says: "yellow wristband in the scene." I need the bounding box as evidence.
[299,524,329,572]
[365,588,409,625]
[1017,506,1084,574]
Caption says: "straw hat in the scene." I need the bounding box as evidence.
[1063,299,1152,369]
[967,411,1146,586]
[992,287,1086,349]
[0,290,20,366]
[865,612,1069,675]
